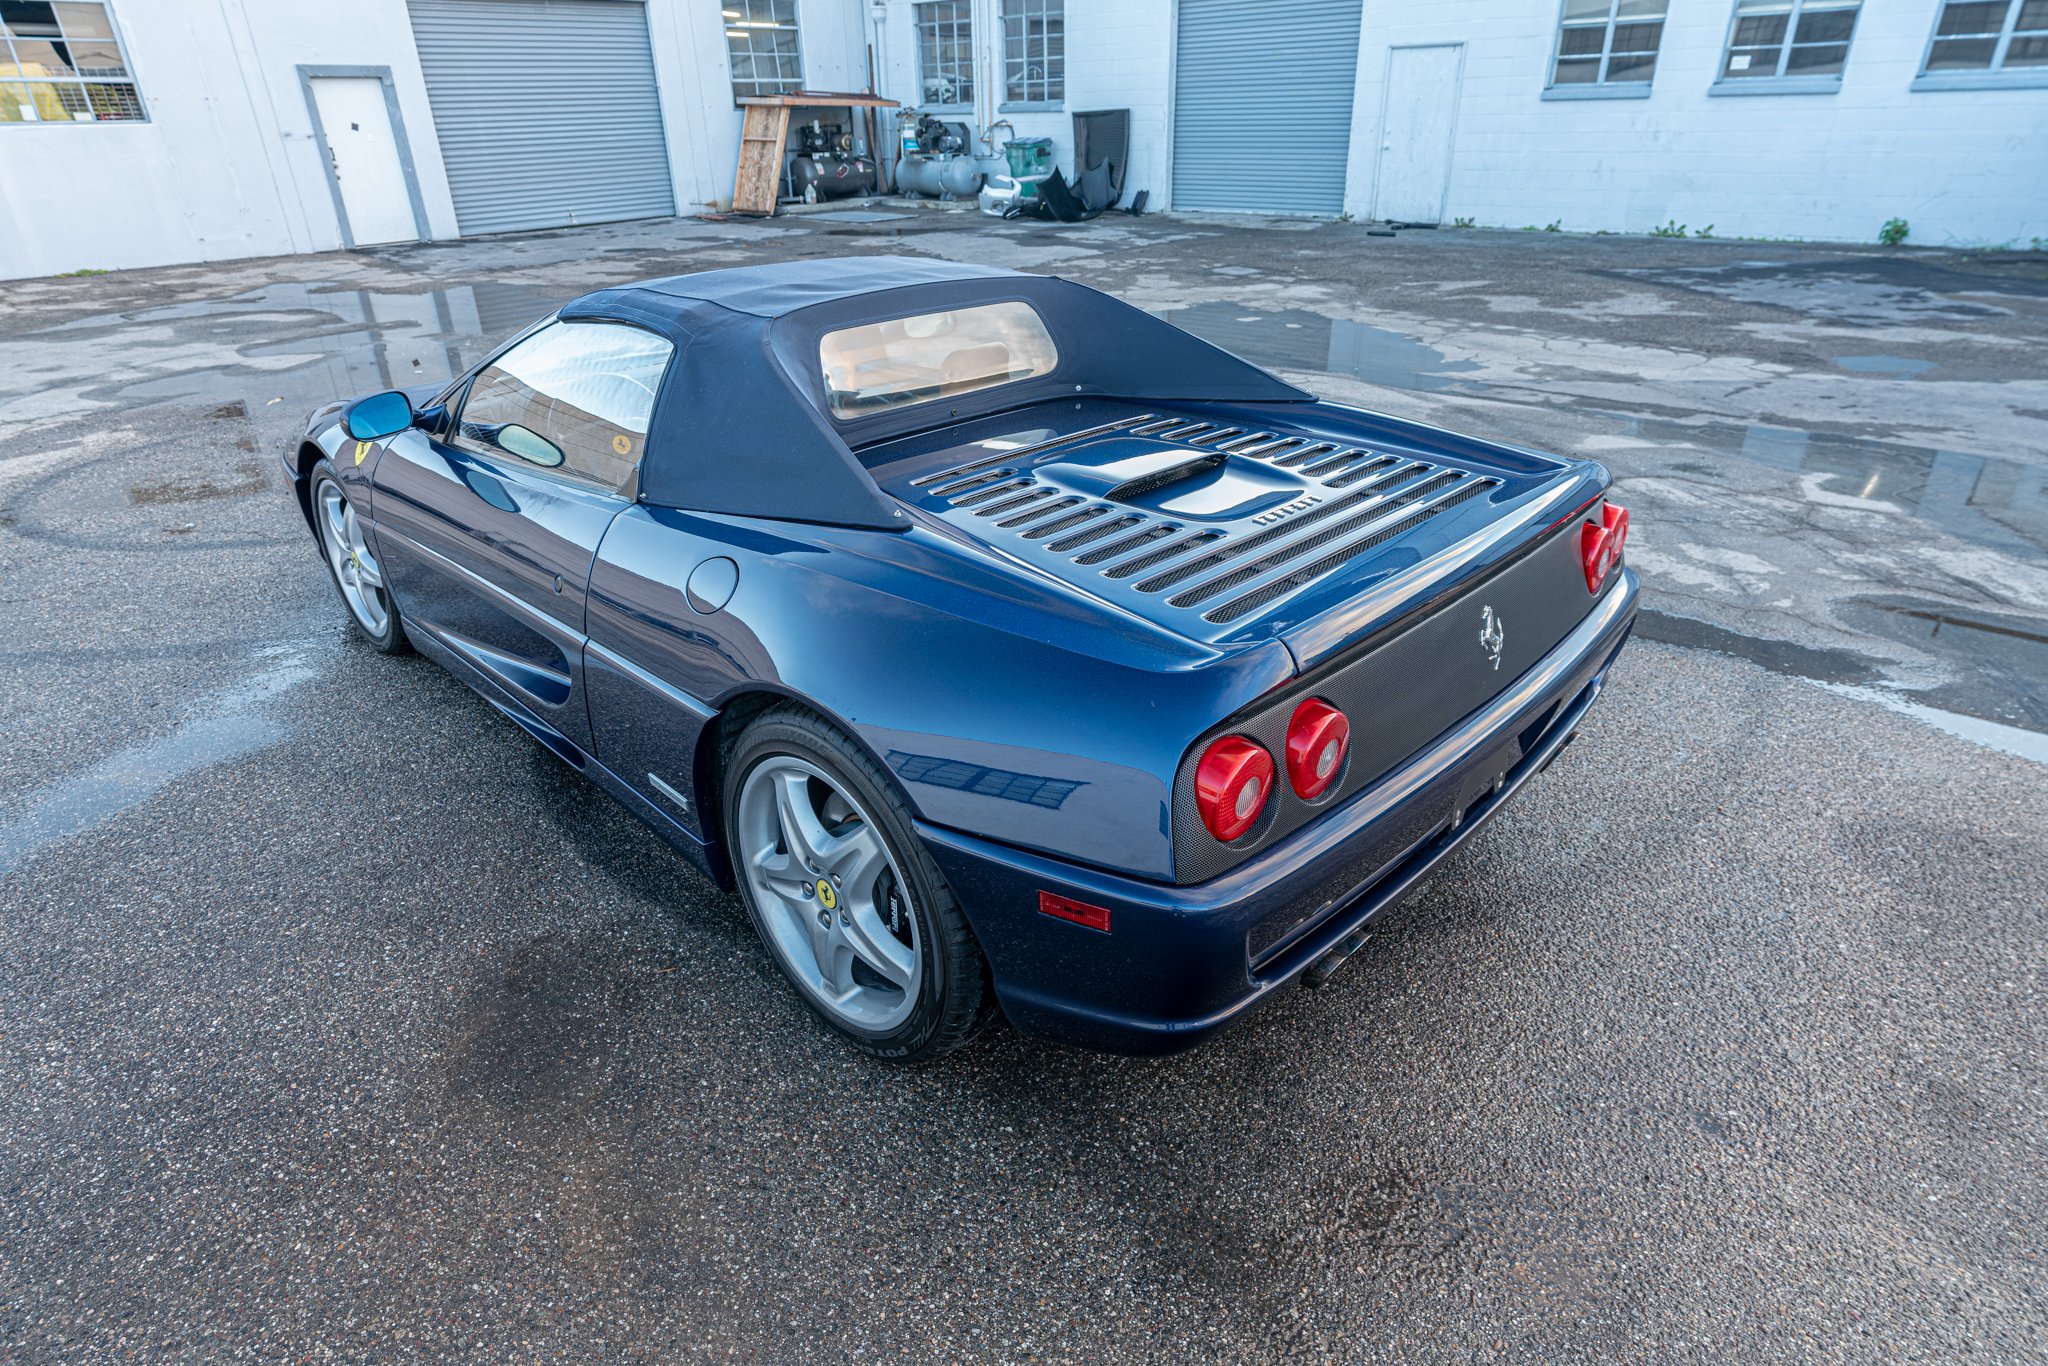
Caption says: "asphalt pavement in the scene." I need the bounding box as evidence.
[1,211,2044,1362]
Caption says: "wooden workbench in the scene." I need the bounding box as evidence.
[733,92,899,217]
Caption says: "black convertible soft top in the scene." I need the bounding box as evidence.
[559,256,1310,530]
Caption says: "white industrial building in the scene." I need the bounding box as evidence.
[1,0,2043,279]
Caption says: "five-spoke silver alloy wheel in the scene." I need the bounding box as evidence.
[315,477,390,637]
[736,755,922,1032]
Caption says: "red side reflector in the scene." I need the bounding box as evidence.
[1039,890,1111,933]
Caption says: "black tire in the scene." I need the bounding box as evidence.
[722,705,997,1063]
[308,459,410,655]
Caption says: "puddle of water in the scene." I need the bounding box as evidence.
[26,281,559,417]
[1605,411,2046,554]
[1811,682,2048,766]
[1833,355,1937,378]
[1153,303,2043,553]
[1838,597,2048,732]
[1154,302,1483,393]
[0,649,318,879]
[1639,606,2048,762]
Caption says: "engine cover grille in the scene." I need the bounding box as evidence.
[903,413,1504,633]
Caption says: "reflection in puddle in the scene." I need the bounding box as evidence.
[31,280,558,415]
[1833,354,1937,378]
[1155,302,1483,393]
[1155,303,2044,554]
[1614,412,2046,553]
[0,649,318,878]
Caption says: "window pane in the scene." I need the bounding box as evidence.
[1558,24,1606,54]
[821,302,1060,420]
[11,37,70,74]
[0,1,61,37]
[52,1,109,37]
[1616,0,1667,16]
[1732,13,1789,44]
[1561,0,1612,20]
[1794,9,1856,43]
[1785,41,1849,71]
[1724,46,1780,75]
[2020,0,2048,27]
[0,80,30,118]
[1926,35,1999,66]
[1611,20,1663,52]
[65,36,120,75]
[1733,0,1792,11]
[1935,1,2008,36]
[82,78,136,118]
[460,323,673,490]
[1605,51,1658,79]
[2007,33,2048,62]
[1553,55,1601,82]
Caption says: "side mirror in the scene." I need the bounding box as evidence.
[344,390,416,441]
[496,423,565,468]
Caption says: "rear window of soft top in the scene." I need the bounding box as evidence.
[819,301,1059,419]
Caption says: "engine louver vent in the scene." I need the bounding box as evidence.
[912,414,1501,626]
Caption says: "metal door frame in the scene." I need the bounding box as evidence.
[1370,42,1466,226]
[298,64,432,248]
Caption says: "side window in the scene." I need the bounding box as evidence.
[455,321,673,492]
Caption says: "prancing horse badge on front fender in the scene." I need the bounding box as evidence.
[1479,605,1505,670]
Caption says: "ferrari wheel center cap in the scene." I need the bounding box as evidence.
[815,880,838,911]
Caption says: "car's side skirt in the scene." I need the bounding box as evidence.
[405,621,726,888]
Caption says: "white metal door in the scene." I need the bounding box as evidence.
[1372,45,1464,226]
[311,77,418,246]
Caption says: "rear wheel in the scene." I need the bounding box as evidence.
[310,460,408,654]
[724,707,994,1062]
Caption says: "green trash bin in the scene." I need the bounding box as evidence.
[1004,137,1055,201]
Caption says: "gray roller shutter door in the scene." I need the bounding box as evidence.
[408,0,676,236]
[1172,0,1363,215]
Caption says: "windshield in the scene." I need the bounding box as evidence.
[819,301,1059,419]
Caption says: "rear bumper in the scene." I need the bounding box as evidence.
[919,568,1639,1055]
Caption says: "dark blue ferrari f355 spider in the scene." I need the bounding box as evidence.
[287,256,1637,1061]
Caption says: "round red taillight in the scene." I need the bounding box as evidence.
[1582,500,1630,593]
[1194,735,1274,843]
[1285,698,1350,799]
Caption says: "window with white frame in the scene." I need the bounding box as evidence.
[1720,0,1860,81]
[1922,0,2048,74]
[0,1,143,124]
[1550,0,1669,87]
[915,1,973,107]
[1002,0,1063,106]
[723,0,803,101]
